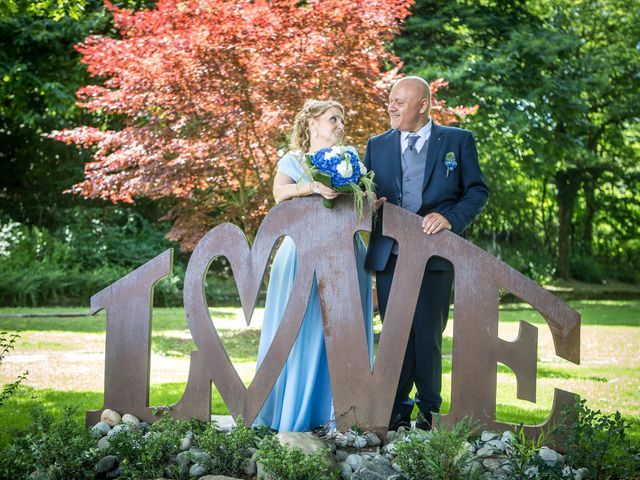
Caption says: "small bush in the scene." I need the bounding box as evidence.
[0,331,28,406]
[196,418,257,476]
[0,406,101,479]
[393,418,482,480]
[254,434,332,480]
[570,256,605,283]
[554,400,640,480]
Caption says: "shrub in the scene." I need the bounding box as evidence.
[254,434,332,480]
[554,400,640,480]
[503,427,564,479]
[196,419,258,476]
[0,406,100,479]
[393,418,482,480]
[570,256,605,283]
[0,331,28,406]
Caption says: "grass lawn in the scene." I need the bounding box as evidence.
[1,300,638,446]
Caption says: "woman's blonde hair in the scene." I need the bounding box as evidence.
[289,99,345,153]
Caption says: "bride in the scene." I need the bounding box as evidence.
[253,99,374,432]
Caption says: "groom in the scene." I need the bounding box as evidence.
[364,76,488,430]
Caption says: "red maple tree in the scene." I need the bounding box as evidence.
[51,0,476,249]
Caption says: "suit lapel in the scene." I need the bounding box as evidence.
[422,122,444,191]
[388,130,402,199]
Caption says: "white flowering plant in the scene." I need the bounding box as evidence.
[304,145,375,218]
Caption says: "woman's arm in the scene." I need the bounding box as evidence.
[272,173,338,204]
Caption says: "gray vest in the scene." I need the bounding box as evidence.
[400,137,428,213]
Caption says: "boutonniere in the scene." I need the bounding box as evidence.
[444,152,458,178]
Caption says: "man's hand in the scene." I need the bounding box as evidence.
[422,212,451,235]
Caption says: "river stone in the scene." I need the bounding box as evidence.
[180,435,193,451]
[336,450,349,462]
[538,446,564,465]
[276,432,328,455]
[339,461,353,479]
[364,432,381,446]
[107,423,128,437]
[574,467,589,480]
[198,477,244,480]
[176,451,190,467]
[482,458,503,472]
[481,431,500,442]
[121,413,140,424]
[386,431,397,442]
[211,415,236,432]
[345,454,364,470]
[486,439,507,453]
[353,435,368,449]
[97,455,118,474]
[91,421,111,439]
[241,458,257,476]
[97,436,111,449]
[501,430,517,444]
[352,457,400,480]
[189,463,207,477]
[476,446,493,457]
[101,409,122,427]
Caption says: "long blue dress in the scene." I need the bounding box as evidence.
[253,152,374,432]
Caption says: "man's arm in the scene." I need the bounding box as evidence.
[441,131,489,234]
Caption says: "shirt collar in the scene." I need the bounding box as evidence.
[400,118,432,143]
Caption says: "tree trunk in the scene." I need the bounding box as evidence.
[555,170,581,279]
[581,172,598,257]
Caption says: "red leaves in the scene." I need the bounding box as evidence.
[56,0,475,249]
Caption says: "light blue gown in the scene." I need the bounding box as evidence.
[253,152,374,432]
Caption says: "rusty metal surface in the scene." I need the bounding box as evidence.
[86,249,173,425]
[89,196,580,438]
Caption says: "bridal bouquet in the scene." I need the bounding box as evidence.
[305,146,375,218]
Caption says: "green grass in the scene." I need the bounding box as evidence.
[1,300,639,446]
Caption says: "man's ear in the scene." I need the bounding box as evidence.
[419,98,429,114]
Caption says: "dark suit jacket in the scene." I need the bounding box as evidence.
[364,122,489,272]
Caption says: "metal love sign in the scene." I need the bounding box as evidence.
[86,197,580,437]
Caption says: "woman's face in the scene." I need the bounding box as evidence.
[310,107,344,146]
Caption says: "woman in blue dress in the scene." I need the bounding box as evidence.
[253,99,374,432]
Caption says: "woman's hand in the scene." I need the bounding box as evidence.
[311,181,339,200]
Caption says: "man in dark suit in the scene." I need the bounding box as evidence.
[364,77,488,430]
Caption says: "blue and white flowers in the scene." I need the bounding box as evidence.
[305,145,375,217]
[444,152,458,178]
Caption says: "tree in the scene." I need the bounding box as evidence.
[394,0,640,280]
[51,0,476,249]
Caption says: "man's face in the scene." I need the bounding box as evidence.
[388,82,428,132]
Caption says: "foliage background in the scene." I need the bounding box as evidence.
[1,0,639,307]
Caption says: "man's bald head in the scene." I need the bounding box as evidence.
[388,76,432,132]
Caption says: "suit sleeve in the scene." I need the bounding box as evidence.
[441,132,489,234]
[364,138,372,173]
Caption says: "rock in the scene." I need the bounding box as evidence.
[210,415,236,432]
[476,446,493,457]
[101,409,122,427]
[574,467,589,480]
[481,431,500,442]
[121,413,140,424]
[386,431,396,442]
[335,432,349,448]
[395,426,408,441]
[524,465,538,477]
[107,423,128,437]
[276,432,328,456]
[106,467,122,479]
[482,458,503,472]
[345,454,364,471]
[97,436,111,450]
[374,454,390,464]
[353,435,368,449]
[339,461,353,479]
[198,477,244,480]
[188,447,211,465]
[275,431,337,473]
[180,435,193,451]
[189,463,207,477]
[97,455,118,474]
[486,439,507,453]
[501,430,517,444]
[538,446,564,465]
[336,450,349,462]
[91,421,111,439]
[176,451,190,467]
[245,446,258,457]
[352,457,401,480]
[385,441,398,455]
[463,440,476,453]
[241,458,257,476]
